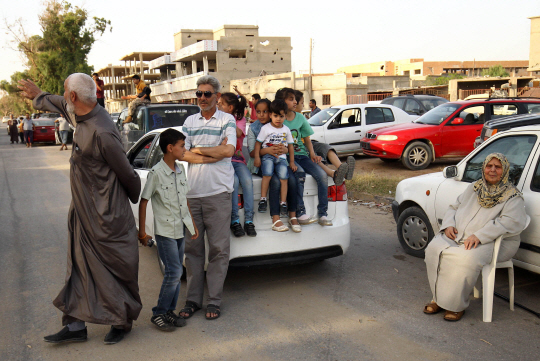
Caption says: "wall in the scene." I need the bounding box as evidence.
[529,16,540,72]
[173,29,213,51]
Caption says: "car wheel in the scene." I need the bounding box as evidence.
[156,248,186,279]
[396,206,434,258]
[380,158,399,163]
[401,141,432,170]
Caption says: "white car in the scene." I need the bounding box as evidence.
[127,127,351,271]
[308,104,417,154]
[392,125,540,274]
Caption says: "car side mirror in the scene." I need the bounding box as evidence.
[451,118,464,125]
[443,165,458,178]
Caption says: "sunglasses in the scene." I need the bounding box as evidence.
[195,90,217,98]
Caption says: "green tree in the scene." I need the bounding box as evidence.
[4,0,111,95]
[0,71,33,115]
[425,73,464,86]
[481,65,509,77]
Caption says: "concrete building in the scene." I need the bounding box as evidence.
[150,25,292,102]
[338,58,530,78]
[529,16,540,74]
[97,52,168,113]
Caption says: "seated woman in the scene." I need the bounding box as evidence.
[424,153,528,321]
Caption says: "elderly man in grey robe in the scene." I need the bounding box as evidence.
[423,153,528,321]
[18,74,142,344]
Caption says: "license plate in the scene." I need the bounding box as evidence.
[40,129,47,133]
[360,141,370,150]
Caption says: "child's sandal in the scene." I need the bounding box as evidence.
[272,220,289,232]
[288,217,302,233]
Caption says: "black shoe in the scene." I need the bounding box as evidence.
[44,326,87,343]
[258,199,268,213]
[104,326,128,344]
[231,222,245,237]
[333,164,348,186]
[165,310,186,327]
[244,222,257,237]
[280,203,288,217]
[151,314,176,331]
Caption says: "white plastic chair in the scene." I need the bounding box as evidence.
[473,215,530,322]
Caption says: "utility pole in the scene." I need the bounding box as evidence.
[309,38,313,102]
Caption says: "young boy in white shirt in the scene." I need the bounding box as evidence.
[254,99,297,222]
[138,128,199,331]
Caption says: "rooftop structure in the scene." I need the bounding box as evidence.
[150,25,292,102]
[338,59,531,78]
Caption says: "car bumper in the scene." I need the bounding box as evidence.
[360,140,403,158]
[392,201,399,222]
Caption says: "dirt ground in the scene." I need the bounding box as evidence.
[346,154,463,178]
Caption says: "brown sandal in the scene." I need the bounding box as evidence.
[423,302,442,314]
[444,310,465,322]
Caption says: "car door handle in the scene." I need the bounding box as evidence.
[355,130,361,133]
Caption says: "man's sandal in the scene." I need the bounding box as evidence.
[288,217,302,233]
[444,310,465,322]
[205,304,221,320]
[179,301,201,319]
[272,220,289,232]
[423,302,442,314]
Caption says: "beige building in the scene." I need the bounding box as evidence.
[338,58,530,78]
[529,16,540,73]
[150,25,292,102]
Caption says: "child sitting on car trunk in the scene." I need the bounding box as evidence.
[138,128,199,331]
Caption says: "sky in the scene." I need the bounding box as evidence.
[0,0,538,84]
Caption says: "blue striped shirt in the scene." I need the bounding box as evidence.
[182,109,237,198]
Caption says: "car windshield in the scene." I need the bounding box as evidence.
[420,98,448,111]
[414,104,460,125]
[147,107,200,130]
[308,108,339,126]
[34,120,55,126]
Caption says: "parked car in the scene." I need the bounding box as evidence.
[380,94,448,116]
[2,116,10,124]
[116,104,199,151]
[360,98,540,170]
[308,104,416,155]
[32,119,56,144]
[392,125,540,274]
[474,105,540,147]
[127,128,351,271]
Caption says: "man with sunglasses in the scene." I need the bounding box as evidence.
[178,75,236,321]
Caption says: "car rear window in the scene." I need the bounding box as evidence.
[33,120,55,126]
[524,103,540,115]
[420,98,448,111]
[147,107,200,130]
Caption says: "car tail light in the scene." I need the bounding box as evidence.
[328,183,347,202]
[484,128,498,140]
[237,194,244,209]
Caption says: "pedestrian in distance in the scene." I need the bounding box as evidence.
[138,128,201,331]
[8,114,19,144]
[18,116,25,143]
[22,113,35,148]
[254,99,298,232]
[218,92,257,237]
[92,73,105,108]
[19,74,142,345]
[178,75,237,321]
[247,99,301,232]
[54,114,70,150]
[122,74,151,124]
[309,99,321,117]
[232,85,260,122]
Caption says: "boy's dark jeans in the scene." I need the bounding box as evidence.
[153,235,184,316]
[294,155,328,218]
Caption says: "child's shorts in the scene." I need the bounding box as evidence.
[261,154,289,179]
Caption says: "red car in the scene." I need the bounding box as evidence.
[32,119,57,144]
[360,99,540,170]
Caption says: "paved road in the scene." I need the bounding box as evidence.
[1,135,540,361]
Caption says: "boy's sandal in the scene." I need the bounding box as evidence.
[423,302,442,314]
[179,301,201,319]
[205,304,221,320]
[288,217,302,233]
[443,310,465,322]
[272,220,289,232]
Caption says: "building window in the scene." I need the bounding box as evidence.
[403,71,410,76]
[414,69,421,75]
[229,50,247,58]
[323,94,331,105]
